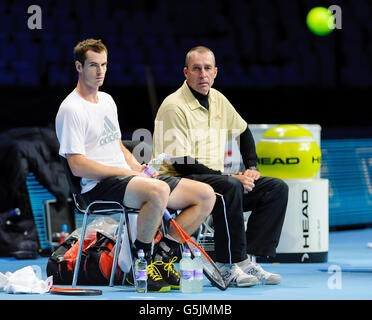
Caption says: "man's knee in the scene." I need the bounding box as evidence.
[199,184,216,216]
[265,177,289,204]
[147,180,170,207]
[274,178,289,197]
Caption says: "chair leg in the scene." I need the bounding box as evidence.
[195,220,215,245]
[196,225,203,243]
[125,211,136,287]
[72,212,89,288]
[109,212,126,287]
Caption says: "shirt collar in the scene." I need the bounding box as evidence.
[181,80,215,111]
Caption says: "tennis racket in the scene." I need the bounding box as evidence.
[163,209,228,291]
[50,287,102,296]
[143,163,228,290]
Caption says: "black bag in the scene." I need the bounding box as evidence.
[84,232,123,285]
[46,231,123,285]
[0,209,38,259]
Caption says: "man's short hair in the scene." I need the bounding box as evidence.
[73,39,108,65]
[185,46,216,67]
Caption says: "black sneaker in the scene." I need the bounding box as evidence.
[125,263,171,293]
[153,238,181,263]
[152,257,180,290]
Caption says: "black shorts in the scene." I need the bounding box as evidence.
[82,175,181,205]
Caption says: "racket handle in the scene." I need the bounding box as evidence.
[163,209,172,221]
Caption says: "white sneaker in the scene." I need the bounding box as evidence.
[238,261,281,285]
[216,262,259,287]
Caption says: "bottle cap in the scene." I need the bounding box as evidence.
[62,224,68,232]
[194,249,201,256]
[138,249,145,257]
[183,248,191,256]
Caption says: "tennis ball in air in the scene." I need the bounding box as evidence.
[306,7,335,36]
[256,125,321,179]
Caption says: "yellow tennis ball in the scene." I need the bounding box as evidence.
[256,125,321,179]
[306,6,335,36]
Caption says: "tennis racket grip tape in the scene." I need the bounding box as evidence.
[163,209,172,221]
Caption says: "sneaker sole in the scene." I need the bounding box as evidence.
[222,279,259,287]
[264,279,281,285]
[232,281,258,287]
[148,285,171,293]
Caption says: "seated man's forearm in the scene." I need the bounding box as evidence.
[66,153,138,180]
[171,156,222,175]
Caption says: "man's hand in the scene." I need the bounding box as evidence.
[132,163,147,172]
[241,169,261,181]
[132,164,160,178]
[230,173,255,192]
[149,170,160,178]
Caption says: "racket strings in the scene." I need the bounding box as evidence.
[187,241,226,289]
[169,220,227,290]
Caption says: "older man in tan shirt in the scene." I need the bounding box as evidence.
[153,46,289,287]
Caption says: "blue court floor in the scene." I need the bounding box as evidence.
[1,227,372,302]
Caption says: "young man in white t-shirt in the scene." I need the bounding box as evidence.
[55,39,216,292]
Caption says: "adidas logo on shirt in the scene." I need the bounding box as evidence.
[100,116,120,145]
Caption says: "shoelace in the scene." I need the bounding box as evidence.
[153,256,179,278]
[147,263,163,281]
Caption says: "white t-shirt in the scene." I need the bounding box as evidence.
[55,89,131,193]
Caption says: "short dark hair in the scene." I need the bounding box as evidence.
[73,39,108,65]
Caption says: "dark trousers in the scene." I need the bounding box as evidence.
[183,174,289,263]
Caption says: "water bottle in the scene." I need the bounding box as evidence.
[134,249,148,293]
[192,249,203,292]
[143,153,171,177]
[180,248,194,293]
[59,224,69,244]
